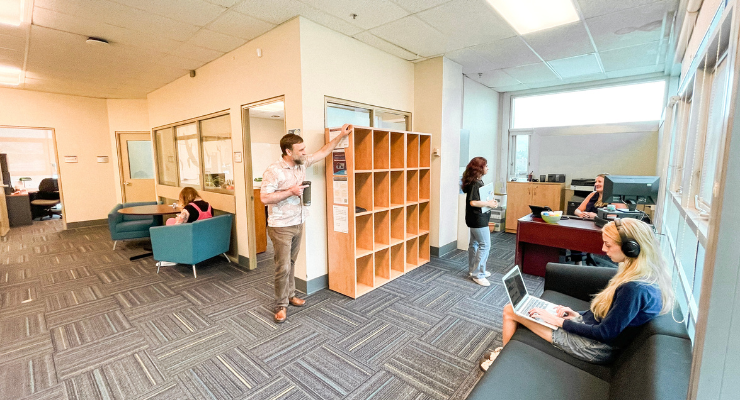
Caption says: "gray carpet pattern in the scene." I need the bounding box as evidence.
[0,220,544,400]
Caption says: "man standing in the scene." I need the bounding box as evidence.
[261,124,352,323]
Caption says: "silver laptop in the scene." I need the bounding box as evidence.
[502,266,559,330]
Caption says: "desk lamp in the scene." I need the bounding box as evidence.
[19,177,32,190]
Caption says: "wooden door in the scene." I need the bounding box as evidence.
[118,132,156,203]
[505,182,533,233]
[0,160,9,236]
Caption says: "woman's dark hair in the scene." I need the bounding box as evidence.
[462,157,487,189]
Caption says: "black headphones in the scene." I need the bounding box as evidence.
[615,219,641,258]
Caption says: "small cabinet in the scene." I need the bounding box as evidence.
[504,182,563,233]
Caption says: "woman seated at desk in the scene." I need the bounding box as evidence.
[575,173,627,219]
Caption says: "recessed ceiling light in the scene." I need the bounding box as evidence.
[0,0,24,26]
[0,66,22,86]
[486,0,580,35]
[86,37,110,45]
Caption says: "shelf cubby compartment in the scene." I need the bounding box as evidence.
[406,169,419,203]
[419,135,431,168]
[375,248,391,286]
[354,128,373,171]
[418,233,430,265]
[355,172,373,213]
[373,130,390,170]
[374,171,390,210]
[390,207,405,245]
[390,170,405,207]
[355,214,374,257]
[374,210,390,250]
[390,132,405,169]
[418,201,430,235]
[406,237,419,270]
[356,254,375,297]
[406,204,419,238]
[390,243,404,279]
[406,134,419,168]
[419,168,430,201]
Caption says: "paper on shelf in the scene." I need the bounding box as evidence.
[330,130,349,149]
[334,179,348,204]
[333,205,348,233]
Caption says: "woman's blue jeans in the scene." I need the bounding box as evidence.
[468,226,491,279]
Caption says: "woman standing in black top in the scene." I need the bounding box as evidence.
[462,157,499,286]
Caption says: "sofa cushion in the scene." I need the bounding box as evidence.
[467,340,609,400]
[116,219,155,233]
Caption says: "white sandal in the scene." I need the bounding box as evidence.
[479,347,503,372]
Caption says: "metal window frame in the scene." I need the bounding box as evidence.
[324,96,412,130]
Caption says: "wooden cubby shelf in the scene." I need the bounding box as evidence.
[326,126,432,298]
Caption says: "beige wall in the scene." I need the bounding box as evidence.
[106,99,150,203]
[299,18,415,280]
[0,87,116,223]
[462,76,500,186]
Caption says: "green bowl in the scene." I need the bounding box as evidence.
[541,214,562,224]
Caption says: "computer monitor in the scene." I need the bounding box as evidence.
[602,175,659,211]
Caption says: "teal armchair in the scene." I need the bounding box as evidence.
[149,214,233,278]
[108,201,162,250]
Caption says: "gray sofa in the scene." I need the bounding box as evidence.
[467,263,692,400]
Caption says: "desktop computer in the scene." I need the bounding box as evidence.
[594,175,659,227]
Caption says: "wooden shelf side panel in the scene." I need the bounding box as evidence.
[418,201,429,233]
[406,204,418,236]
[406,237,419,270]
[390,170,405,206]
[419,135,431,168]
[357,254,374,290]
[406,134,419,168]
[419,233,430,265]
[356,214,374,256]
[354,128,373,171]
[406,169,419,203]
[355,172,373,212]
[390,132,405,169]
[391,243,404,273]
[375,248,390,280]
[374,210,390,247]
[419,169,430,201]
[373,130,390,170]
[390,207,405,243]
[374,171,390,209]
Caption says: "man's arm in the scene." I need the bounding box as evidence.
[310,124,353,161]
[259,168,306,205]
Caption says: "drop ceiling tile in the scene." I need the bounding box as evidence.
[576,0,672,19]
[168,43,224,63]
[605,64,664,79]
[157,54,206,71]
[446,48,497,74]
[563,72,608,84]
[493,83,531,92]
[232,0,361,36]
[502,62,559,84]
[586,2,669,51]
[389,0,454,13]
[299,0,410,30]
[188,29,245,53]
[203,0,240,7]
[0,34,25,52]
[207,10,276,41]
[353,31,419,60]
[370,16,449,57]
[523,22,594,61]
[476,69,520,87]
[599,41,659,72]
[32,7,184,53]
[0,48,23,66]
[472,36,541,71]
[548,53,602,78]
[0,23,26,39]
[107,0,227,26]
[34,0,201,42]
[416,0,516,50]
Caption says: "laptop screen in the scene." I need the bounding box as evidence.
[503,269,528,308]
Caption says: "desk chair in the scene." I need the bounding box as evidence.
[30,178,61,220]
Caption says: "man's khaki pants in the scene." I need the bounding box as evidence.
[267,224,303,309]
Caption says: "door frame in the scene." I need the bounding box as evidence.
[0,124,66,229]
[241,96,286,271]
[115,131,152,204]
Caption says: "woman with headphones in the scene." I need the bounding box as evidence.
[480,218,674,370]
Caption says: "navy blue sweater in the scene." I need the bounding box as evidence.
[562,281,662,345]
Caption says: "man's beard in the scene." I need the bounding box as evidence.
[293,156,304,165]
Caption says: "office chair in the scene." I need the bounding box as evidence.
[30,178,61,220]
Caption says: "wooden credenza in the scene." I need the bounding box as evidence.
[504,182,564,233]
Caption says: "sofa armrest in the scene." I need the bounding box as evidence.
[150,223,195,264]
[108,203,124,228]
[544,263,617,302]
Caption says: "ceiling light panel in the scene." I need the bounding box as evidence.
[0,65,22,85]
[486,0,580,35]
[0,0,23,26]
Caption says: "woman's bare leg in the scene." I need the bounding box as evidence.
[502,303,554,345]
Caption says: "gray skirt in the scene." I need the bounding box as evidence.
[551,316,616,364]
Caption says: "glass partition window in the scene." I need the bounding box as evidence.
[327,103,371,127]
[155,127,177,186]
[127,141,155,179]
[375,111,409,130]
[200,114,234,193]
[325,99,411,130]
[175,123,200,188]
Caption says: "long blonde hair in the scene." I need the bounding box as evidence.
[178,187,199,207]
[590,219,674,319]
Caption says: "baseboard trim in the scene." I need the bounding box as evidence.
[66,219,107,229]
[296,274,329,295]
[431,241,457,257]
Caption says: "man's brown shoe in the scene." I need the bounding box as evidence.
[274,306,287,323]
[289,297,306,307]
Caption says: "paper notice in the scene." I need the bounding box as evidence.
[330,130,349,149]
[334,180,348,204]
[333,205,348,233]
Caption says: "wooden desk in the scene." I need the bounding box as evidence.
[515,215,605,277]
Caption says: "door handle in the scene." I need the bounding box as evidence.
[123,182,132,186]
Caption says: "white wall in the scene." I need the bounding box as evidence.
[298,18,414,281]
[462,77,499,185]
[0,88,116,223]
[106,99,150,203]
[250,117,284,181]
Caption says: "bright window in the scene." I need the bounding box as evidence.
[698,58,729,206]
[512,81,666,129]
[175,123,200,188]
